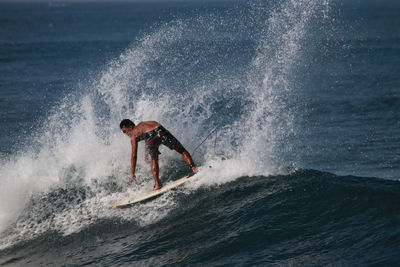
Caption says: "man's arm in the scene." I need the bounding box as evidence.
[128,137,138,185]
[144,142,149,163]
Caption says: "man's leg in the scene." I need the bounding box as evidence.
[160,127,198,174]
[151,153,162,190]
[176,146,198,174]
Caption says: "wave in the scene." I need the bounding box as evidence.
[1,169,399,266]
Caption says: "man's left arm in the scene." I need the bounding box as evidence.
[144,142,149,163]
[128,137,138,185]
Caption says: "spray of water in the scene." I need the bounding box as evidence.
[0,0,330,249]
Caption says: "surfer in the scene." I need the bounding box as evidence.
[120,119,198,190]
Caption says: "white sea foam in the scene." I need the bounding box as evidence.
[0,0,330,249]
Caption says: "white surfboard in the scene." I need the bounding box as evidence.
[111,174,195,207]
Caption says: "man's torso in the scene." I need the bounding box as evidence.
[132,121,161,141]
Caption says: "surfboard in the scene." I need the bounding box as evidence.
[111,174,195,207]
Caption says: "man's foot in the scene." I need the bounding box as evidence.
[154,183,162,190]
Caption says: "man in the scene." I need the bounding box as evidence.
[120,119,198,190]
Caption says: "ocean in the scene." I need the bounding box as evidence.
[0,0,399,265]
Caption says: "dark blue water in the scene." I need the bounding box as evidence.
[0,0,399,266]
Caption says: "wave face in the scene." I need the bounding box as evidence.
[0,0,399,265]
[1,170,399,266]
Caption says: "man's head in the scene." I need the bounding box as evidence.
[120,119,135,137]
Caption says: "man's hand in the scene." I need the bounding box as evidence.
[128,175,136,186]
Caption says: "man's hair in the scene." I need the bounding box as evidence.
[120,119,135,129]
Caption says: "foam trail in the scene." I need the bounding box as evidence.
[0,0,330,249]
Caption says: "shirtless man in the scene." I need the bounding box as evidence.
[120,119,198,190]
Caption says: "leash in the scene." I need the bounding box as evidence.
[191,127,220,156]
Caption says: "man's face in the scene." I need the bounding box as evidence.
[121,126,133,137]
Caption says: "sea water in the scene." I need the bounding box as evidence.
[0,0,399,265]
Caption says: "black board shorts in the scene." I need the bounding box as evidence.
[144,126,184,157]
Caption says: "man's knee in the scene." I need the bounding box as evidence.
[151,160,158,171]
[151,164,158,172]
